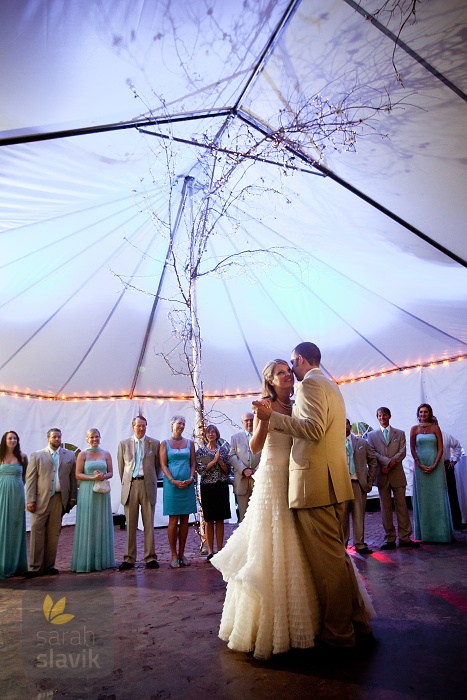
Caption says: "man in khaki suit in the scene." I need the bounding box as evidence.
[341,419,377,553]
[26,428,77,576]
[118,415,161,570]
[229,413,261,521]
[367,407,418,549]
[254,342,373,648]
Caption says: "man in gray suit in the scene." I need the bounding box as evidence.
[229,413,261,521]
[341,419,377,554]
[118,415,161,570]
[254,342,373,649]
[367,407,419,549]
[26,428,77,576]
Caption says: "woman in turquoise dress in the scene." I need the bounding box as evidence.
[0,430,28,578]
[160,416,196,568]
[71,428,115,572]
[410,404,454,543]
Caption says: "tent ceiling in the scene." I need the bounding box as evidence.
[0,0,466,399]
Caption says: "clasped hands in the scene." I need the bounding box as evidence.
[252,398,272,420]
[173,477,193,489]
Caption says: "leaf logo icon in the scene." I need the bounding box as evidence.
[43,594,75,625]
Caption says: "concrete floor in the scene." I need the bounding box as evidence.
[1,510,466,700]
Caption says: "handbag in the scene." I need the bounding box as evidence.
[93,479,110,494]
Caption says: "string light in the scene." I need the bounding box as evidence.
[0,354,464,401]
[336,354,466,385]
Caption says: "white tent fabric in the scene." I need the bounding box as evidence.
[0,1,466,474]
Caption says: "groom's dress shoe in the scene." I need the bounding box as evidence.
[380,542,396,550]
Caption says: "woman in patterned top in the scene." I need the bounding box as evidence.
[196,425,232,560]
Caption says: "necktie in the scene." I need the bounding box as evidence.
[346,437,355,475]
[383,428,389,445]
[133,440,142,478]
[51,450,59,495]
[247,432,252,468]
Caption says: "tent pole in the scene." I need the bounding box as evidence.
[129,176,194,399]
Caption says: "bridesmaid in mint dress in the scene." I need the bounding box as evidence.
[71,428,115,572]
[0,430,28,578]
[410,403,454,543]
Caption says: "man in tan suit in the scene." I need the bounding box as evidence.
[229,413,261,521]
[118,415,160,570]
[341,419,377,554]
[254,342,373,648]
[367,407,418,549]
[26,428,77,576]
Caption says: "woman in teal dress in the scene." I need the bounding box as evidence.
[410,404,454,543]
[160,416,196,568]
[71,428,115,572]
[0,430,28,578]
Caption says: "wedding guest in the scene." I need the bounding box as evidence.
[160,416,196,568]
[26,428,77,576]
[229,413,261,522]
[0,431,28,578]
[367,408,418,549]
[340,419,377,554]
[410,404,454,542]
[432,416,463,530]
[71,429,115,572]
[118,416,160,570]
[196,425,232,559]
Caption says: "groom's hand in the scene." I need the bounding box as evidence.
[252,399,272,421]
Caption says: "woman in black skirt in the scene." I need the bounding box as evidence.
[196,425,232,560]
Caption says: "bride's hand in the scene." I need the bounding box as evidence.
[252,399,272,420]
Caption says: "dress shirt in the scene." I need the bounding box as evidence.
[133,436,144,477]
[48,447,61,492]
[441,432,462,462]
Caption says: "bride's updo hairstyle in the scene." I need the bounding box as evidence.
[262,359,289,402]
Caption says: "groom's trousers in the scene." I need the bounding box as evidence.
[294,502,372,647]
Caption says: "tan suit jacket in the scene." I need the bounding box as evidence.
[349,434,377,493]
[367,427,407,489]
[229,431,261,496]
[269,368,353,508]
[26,447,77,514]
[118,435,160,506]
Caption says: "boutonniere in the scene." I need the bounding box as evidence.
[358,445,365,450]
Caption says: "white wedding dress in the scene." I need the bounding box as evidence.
[211,431,321,659]
[211,431,376,660]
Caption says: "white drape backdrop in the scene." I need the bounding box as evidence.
[2,359,465,522]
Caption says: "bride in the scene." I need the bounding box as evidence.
[211,358,375,659]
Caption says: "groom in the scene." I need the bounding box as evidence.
[254,342,373,649]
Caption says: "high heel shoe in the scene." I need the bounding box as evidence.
[170,557,180,568]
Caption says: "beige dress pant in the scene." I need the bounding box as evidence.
[294,503,372,647]
[29,492,63,573]
[124,479,156,564]
[378,482,412,543]
[340,480,369,549]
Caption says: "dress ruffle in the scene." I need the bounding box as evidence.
[211,432,321,659]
